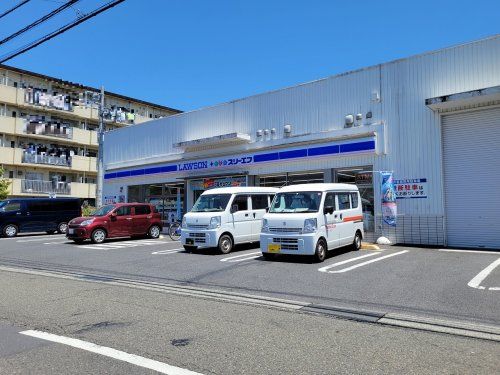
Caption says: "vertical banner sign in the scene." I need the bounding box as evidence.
[381,172,397,227]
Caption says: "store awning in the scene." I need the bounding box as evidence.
[174,132,251,151]
[426,85,500,113]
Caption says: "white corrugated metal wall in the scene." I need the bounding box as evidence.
[103,35,500,246]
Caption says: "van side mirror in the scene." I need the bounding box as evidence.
[323,206,334,215]
[230,205,238,214]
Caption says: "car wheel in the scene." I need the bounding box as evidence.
[218,234,233,254]
[3,224,18,238]
[73,239,85,244]
[91,229,106,244]
[46,230,56,235]
[183,245,197,252]
[352,231,362,251]
[148,225,161,239]
[262,252,275,261]
[313,239,327,263]
[57,222,68,234]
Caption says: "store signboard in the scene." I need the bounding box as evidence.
[105,137,376,180]
[381,172,397,227]
[191,176,247,191]
[394,178,427,199]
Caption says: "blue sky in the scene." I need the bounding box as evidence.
[0,0,499,111]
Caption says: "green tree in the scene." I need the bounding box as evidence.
[0,167,11,200]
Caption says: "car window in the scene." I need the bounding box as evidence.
[350,193,359,209]
[115,206,132,216]
[251,195,268,210]
[134,205,151,215]
[337,193,351,210]
[231,195,248,212]
[324,193,336,209]
[2,202,21,212]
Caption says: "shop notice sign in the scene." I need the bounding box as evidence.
[381,172,397,227]
[394,178,427,199]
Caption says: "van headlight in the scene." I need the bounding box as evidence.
[181,217,187,228]
[80,219,94,226]
[208,216,221,229]
[303,218,317,233]
[261,218,269,233]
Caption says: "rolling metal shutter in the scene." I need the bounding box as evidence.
[442,107,500,249]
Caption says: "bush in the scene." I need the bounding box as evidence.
[82,205,95,217]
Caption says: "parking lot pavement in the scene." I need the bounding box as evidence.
[0,234,498,325]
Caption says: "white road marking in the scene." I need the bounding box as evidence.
[20,330,203,375]
[468,257,500,290]
[226,255,261,263]
[220,252,261,262]
[43,241,70,245]
[439,249,500,255]
[74,240,170,250]
[16,236,65,243]
[151,249,184,255]
[318,252,381,273]
[327,250,409,273]
[77,245,113,250]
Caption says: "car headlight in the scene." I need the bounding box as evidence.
[303,218,317,233]
[80,219,94,226]
[261,218,269,233]
[208,216,221,229]
[181,216,187,228]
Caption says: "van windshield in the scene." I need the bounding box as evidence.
[192,194,231,212]
[90,205,115,217]
[270,192,322,213]
[0,201,7,209]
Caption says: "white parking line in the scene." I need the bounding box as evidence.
[20,330,203,375]
[318,252,381,273]
[151,249,184,255]
[43,241,70,245]
[439,249,500,255]
[220,252,261,262]
[16,236,65,243]
[327,250,409,273]
[468,257,500,290]
[74,240,170,250]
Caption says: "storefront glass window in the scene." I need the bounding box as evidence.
[259,171,324,187]
[335,167,374,234]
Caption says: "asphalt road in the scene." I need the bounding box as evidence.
[0,234,498,325]
[0,270,499,374]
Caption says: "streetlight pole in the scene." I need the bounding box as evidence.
[96,86,105,207]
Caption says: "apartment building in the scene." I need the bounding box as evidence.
[0,64,180,204]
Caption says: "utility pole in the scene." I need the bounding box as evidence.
[96,86,105,207]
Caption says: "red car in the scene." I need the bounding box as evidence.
[67,203,162,244]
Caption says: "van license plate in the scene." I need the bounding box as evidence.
[68,229,74,235]
[268,244,281,253]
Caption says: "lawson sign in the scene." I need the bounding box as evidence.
[104,137,376,180]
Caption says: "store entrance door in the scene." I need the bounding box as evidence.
[335,167,374,241]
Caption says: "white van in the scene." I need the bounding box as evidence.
[181,187,279,254]
[260,183,363,262]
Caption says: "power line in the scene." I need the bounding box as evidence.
[0,0,126,63]
[0,0,80,47]
[0,0,31,20]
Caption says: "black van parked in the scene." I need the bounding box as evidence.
[0,198,81,237]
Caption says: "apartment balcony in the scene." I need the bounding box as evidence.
[71,155,97,173]
[0,116,98,147]
[22,152,72,167]
[7,179,96,199]
[21,179,71,195]
[0,147,22,165]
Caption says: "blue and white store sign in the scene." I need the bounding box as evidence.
[104,137,376,180]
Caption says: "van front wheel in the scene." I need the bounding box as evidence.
[313,239,327,263]
[218,234,233,254]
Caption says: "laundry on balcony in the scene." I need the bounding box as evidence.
[104,106,135,124]
[24,87,73,111]
[20,142,76,167]
[25,116,73,138]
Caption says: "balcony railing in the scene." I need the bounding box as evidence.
[21,179,71,195]
[24,121,73,139]
[22,152,72,167]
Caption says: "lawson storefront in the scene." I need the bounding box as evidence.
[103,135,378,237]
